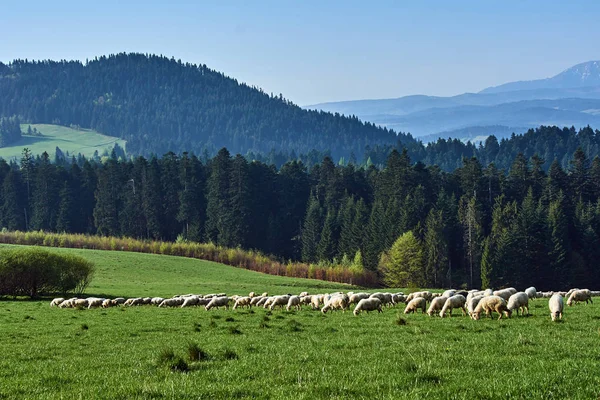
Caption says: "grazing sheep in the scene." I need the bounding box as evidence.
[439,295,467,318]
[113,298,126,305]
[299,291,309,297]
[74,299,89,308]
[404,297,426,314]
[286,295,301,311]
[321,295,348,314]
[261,292,268,297]
[525,287,537,300]
[250,296,264,306]
[151,297,165,306]
[203,294,216,299]
[467,295,484,318]
[407,291,432,302]
[262,297,275,308]
[87,298,104,309]
[427,296,449,317]
[142,297,152,305]
[310,295,321,310]
[248,292,256,298]
[472,296,509,320]
[300,295,313,306]
[233,296,252,310]
[549,294,564,322]
[158,298,179,308]
[269,295,291,310]
[349,293,370,305]
[493,288,516,301]
[483,289,494,296]
[205,296,230,310]
[50,298,65,307]
[181,296,200,308]
[353,298,383,316]
[567,289,593,306]
[507,292,529,316]
[441,290,456,298]
[392,294,407,304]
[101,299,117,308]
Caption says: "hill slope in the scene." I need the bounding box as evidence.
[0,54,413,159]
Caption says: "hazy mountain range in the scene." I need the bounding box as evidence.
[306,61,600,142]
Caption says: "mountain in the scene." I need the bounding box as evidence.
[480,61,600,94]
[0,53,413,159]
[306,61,600,141]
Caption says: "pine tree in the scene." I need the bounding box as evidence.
[459,195,483,288]
[379,231,424,288]
[569,147,591,202]
[30,152,58,230]
[317,211,337,261]
[547,190,570,288]
[93,158,122,236]
[227,154,251,247]
[142,157,163,239]
[55,181,74,232]
[2,170,26,230]
[205,148,231,244]
[424,208,448,287]
[301,195,322,263]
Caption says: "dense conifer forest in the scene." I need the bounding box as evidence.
[2,145,600,290]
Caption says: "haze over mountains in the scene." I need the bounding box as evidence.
[306,61,600,142]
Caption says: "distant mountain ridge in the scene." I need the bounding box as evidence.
[305,61,600,142]
[480,61,600,94]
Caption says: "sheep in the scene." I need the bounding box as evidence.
[233,296,252,310]
[353,298,383,316]
[203,294,217,299]
[441,290,456,298]
[261,297,273,308]
[73,299,89,308]
[101,299,117,308]
[269,295,290,310]
[492,288,516,301]
[310,295,321,310]
[439,295,467,318]
[392,294,407,304]
[427,296,448,316]
[205,296,230,310]
[406,291,432,302]
[404,297,426,314]
[524,287,537,300]
[300,295,313,306]
[549,294,564,322]
[321,295,348,313]
[142,297,152,305]
[158,298,179,308]
[248,292,256,298]
[87,298,105,309]
[113,297,126,305]
[472,296,510,320]
[507,292,529,316]
[261,292,268,297]
[299,291,309,297]
[286,295,301,311]
[250,296,264,306]
[50,298,65,307]
[181,296,200,308]
[483,289,493,296]
[467,295,484,318]
[58,298,76,308]
[349,293,370,305]
[567,289,593,306]
[151,297,165,306]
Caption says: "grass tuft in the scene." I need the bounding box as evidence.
[222,348,238,360]
[225,317,235,322]
[395,314,407,325]
[187,343,209,362]
[156,348,189,372]
[193,322,201,332]
[228,326,242,335]
[80,323,89,330]
[287,319,302,332]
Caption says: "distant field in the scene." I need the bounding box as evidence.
[0,124,126,161]
[0,246,599,399]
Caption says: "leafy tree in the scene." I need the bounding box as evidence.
[379,231,424,288]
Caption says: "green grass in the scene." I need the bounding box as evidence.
[0,124,126,161]
[1,245,599,399]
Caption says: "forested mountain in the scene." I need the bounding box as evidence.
[307,61,600,141]
[2,145,600,290]
[0,53,411,160]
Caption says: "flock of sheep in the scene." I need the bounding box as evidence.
[50,287,597,322]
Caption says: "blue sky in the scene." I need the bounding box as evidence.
[2,1,599,105]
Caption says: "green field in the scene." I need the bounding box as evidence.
[0,124,126,161]
[0,246,599,399]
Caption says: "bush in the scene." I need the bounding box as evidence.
[0,247,95,298]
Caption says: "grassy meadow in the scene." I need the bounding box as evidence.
[0,124,126,161]
[0,245,599,399]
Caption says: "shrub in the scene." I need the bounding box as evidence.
[0,247,94,298]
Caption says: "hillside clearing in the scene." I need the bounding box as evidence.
[0,124,126,161]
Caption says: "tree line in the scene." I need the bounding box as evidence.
[0,116,22,147]
[1,145,599,290]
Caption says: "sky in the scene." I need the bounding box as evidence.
[2,1,600,105]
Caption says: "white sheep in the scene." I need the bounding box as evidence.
[321,295,348,313]
[73,299,89,308]
[466,295,484,318]
[483,288,494,296]
[250,296,264,306]
[269,295,290,310]
[472,296,509,320]
[507,292,529,316]
[299,291,309,297]
[441,290,456,298]
[426,296,448,317]
[310,295,321,310]
[113,297,126,305]
[87,298,105,309]
[158,298,179,307]
[101,299,116,308]
[151,297,165,306]
[567,289,593,306]
[248,292,256,298]
[353,298,383,316]
[549,294,564,322]
[233,296,252,310]
[439,295,467,318]
[492,288,516,301]
[205,296,230,310]
[181,296,200,308]
[350,293,370,305]
[524,287,537,300]
[286,295,301,311]
[50,298,65,307]
[404,297,426,314]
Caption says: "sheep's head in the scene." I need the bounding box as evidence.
[472,311,481,320]
[504,310,512,318]
[566,299,573,307]
[551,311,559,321]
